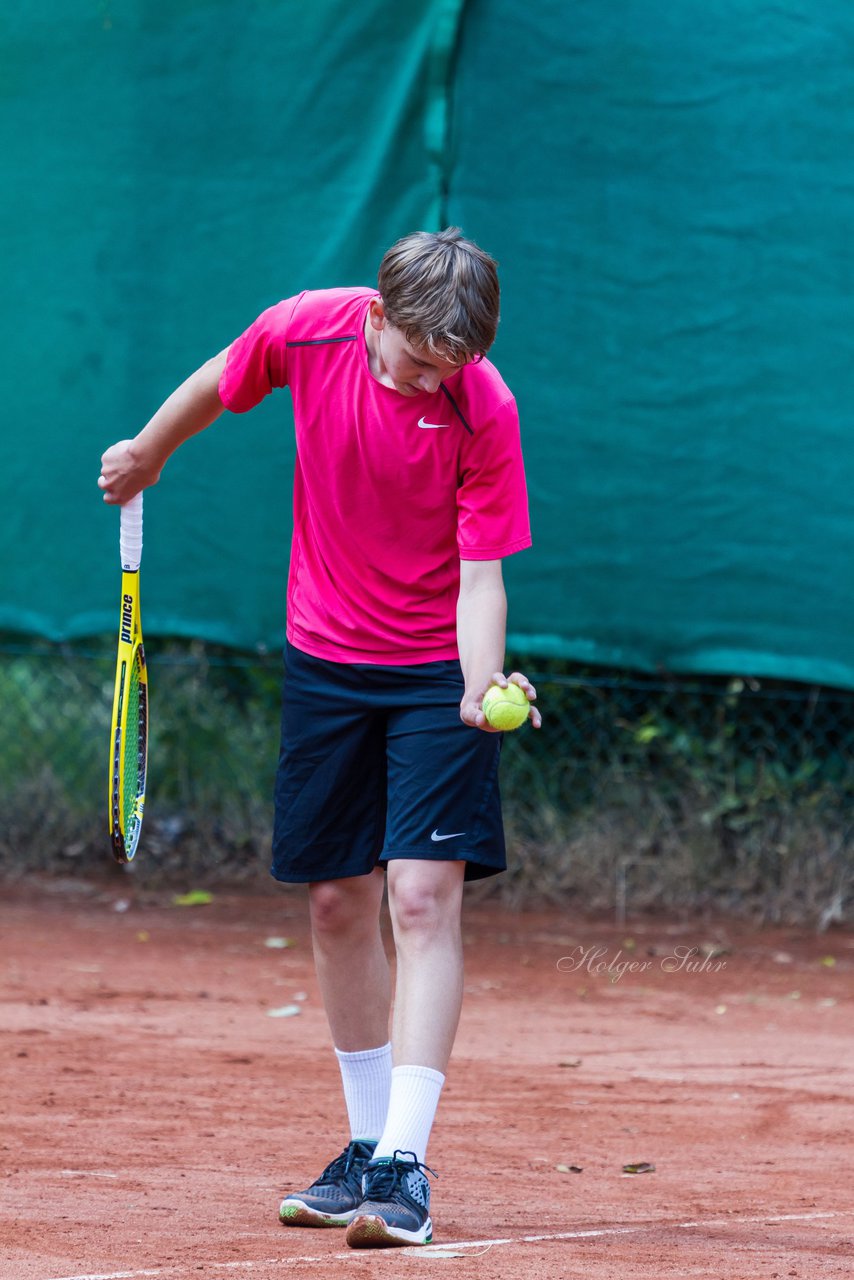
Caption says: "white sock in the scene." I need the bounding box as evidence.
[371,1064,445,1166]
[334,1043,392,1144]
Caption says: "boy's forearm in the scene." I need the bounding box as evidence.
[132,351,228,470]
[99,349,228,504]
[457,568,542,732]
[457,578,507,698]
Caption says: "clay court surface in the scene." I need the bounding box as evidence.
[2,877,852,1280]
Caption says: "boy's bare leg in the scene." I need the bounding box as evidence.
[385,859,466,1071]
[278,869,390,1230]
[309,867,390,1050]
[344,859,466,1247]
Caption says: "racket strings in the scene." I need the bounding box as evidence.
[122,657,144,830]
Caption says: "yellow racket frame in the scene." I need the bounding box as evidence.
[109,567,148,862]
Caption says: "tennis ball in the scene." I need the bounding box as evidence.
[482,682,530,731]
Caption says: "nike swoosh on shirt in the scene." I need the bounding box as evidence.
[431,829,466,842]
[418,417,450,429]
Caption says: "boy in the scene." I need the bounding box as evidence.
[99,228,540,1248]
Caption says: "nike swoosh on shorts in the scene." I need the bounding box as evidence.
[430,829,466,842]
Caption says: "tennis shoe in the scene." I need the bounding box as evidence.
[345,1150,436,1248]
[278,1139,377,1227]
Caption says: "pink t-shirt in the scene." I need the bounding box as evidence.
[218,287,531,664]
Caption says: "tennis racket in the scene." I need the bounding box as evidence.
[108,492,148,863]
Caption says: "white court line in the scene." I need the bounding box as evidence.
[43,1211,849,1280]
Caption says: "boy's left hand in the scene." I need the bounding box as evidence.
[461,671,542,732]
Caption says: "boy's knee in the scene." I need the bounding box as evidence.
[309,882,347,934]
[388,862,463,937]
[309,874,381,938]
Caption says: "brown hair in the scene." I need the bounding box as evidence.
[377,228,500,363]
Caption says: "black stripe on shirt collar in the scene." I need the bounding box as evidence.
[439,383,474,435]
[286,335,358,346]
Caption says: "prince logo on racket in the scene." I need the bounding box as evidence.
[121,595,133,643]
[98,229,540,1248]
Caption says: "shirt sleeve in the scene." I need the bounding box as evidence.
[456,396,532,560]
[217,295,302,413]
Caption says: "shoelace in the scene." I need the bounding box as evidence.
[363,1150,437,1198]
[317,1141,374,1186]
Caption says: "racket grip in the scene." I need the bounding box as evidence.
[120,493,144,571]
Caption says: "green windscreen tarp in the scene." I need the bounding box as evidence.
[3,1,854,689]
[449,0,854,688]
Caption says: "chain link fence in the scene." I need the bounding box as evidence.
[2,638,852,924]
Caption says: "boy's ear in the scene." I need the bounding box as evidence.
[368,298,386,331]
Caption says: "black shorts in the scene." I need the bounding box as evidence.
[271,642,506,884]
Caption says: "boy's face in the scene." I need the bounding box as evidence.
[367,300,467,396]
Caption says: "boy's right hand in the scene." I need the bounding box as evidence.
[98,439,161,505]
